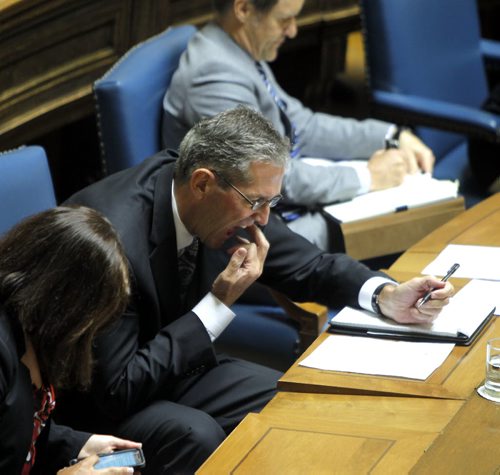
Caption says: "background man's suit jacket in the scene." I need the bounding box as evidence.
[162,22,391,204]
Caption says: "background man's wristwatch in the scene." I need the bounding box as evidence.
[384,125,408,149]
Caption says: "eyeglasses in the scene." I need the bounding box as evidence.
[212,170,282,211]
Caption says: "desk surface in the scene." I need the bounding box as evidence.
[197,392,463,475]
[391,191,500,274]
[411,390,500,474]
[279,193,500,399]
[198,390,500,474]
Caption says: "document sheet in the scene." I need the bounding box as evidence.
[322,173,458,223]
[422,244,500,281]
[299,334,455,380]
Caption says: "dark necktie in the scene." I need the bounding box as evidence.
[255,61,301,158]
[178,238,199,307]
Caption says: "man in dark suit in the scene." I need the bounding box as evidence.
[61,107,453,474]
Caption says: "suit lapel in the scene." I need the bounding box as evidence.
[149,164,183,322]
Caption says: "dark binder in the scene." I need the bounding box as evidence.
[328,307,495,346]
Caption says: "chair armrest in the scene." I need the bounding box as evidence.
[373,90,500,142]
[269,289,328,352]
[481,38,500,64]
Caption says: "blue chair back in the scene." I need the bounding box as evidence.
[360,0,499,206]
[0,146,56,235]
[94,25,196,174]
[362,0,489,158]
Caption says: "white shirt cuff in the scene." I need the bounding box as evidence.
[358,276,397,312]
[193,293,235,342]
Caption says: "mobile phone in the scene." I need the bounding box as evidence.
[93,448,146,469]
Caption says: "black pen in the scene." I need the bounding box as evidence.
[417,263,460,308]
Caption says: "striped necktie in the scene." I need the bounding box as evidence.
[256,61,301,158]
[178,237,199,307]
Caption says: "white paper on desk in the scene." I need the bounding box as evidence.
[299,334,454,380]
[422,244,500,281]
[322,173,458,223]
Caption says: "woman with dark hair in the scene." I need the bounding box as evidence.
[0,206,141,474]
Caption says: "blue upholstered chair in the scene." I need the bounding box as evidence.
[93,25,327,370]
[360,0,500,207]
[0,146,57,235]
[94,25,197,175]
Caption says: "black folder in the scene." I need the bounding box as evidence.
[328,306,496,346]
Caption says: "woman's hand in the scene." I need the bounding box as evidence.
[57,454,134,474]
[56,435,142,474]
[77,435,141,459]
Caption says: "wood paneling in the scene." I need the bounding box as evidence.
[0,0,132,146]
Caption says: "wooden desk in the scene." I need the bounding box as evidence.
[341,196,464,261]
[390,192,500,275]
[411,390,500,474]
[279,193,500,399]
[197,392,463,474]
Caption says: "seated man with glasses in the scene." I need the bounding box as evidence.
[61,107,453,474]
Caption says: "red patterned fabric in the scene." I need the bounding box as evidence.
[22,384,56,475]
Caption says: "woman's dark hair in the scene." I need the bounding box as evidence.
[0,206,130,390]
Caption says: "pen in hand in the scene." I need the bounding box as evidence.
[417,263,460,308]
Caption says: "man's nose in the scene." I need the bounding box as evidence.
[285,19,298,39]
[253,205,270,226]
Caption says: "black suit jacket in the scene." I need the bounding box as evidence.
[63,150,381,422]
[0,308,89,474]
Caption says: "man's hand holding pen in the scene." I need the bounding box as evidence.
[417,263,460,308]
[377,274,456,325]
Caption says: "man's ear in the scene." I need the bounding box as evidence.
[234,0,253,23]
[190,168,214,200]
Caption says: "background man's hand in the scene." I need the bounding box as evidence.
[399,129,435,174]
[368,149,407,190]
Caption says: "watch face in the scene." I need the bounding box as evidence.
[385,138,400,149]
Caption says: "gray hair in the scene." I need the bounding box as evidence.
[212,0,279,15]
[175,106,289,185]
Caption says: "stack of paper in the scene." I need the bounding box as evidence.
[323,173,458,223]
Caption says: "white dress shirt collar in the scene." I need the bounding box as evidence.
[171,181,195,253]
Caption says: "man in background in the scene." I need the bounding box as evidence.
[162,0,435,250]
